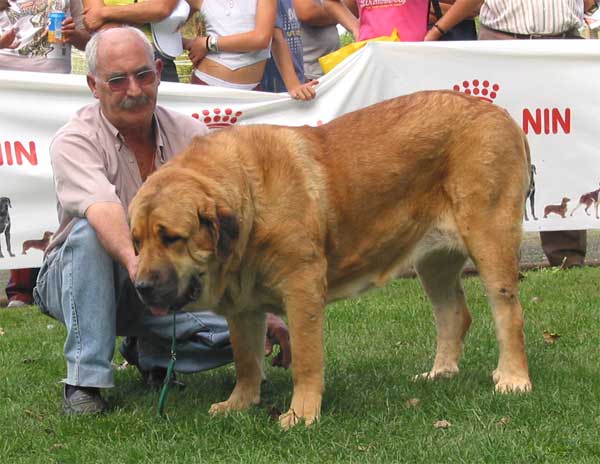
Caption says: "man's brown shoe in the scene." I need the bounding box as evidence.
[63,385,107,415]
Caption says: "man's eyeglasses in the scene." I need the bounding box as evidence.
[102,69,157,92]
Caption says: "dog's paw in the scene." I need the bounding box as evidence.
[279,409,300,430]
[279,408,319,430]
[208,400,235,416]
[279,390,322,430]
[413,366,459,382]
[492,369,532,393]
[208,388,260,416]
[208,398,257,416]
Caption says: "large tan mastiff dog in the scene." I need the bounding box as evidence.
[129,91,532,429]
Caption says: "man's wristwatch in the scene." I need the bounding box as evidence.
[207,35,219,53]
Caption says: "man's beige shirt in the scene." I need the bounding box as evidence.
[47,103,209,253]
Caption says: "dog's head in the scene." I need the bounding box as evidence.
[561,197,570,205]
[129,167,239,312]
[0,197,11,216]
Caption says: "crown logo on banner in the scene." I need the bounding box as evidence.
[452,80,500,103]
[192,108,243,130]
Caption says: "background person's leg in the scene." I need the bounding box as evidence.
[540,230,586,267]
[154,51,179,83]
[6,267,39,307]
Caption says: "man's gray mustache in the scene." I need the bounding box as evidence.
[119,95,150,110]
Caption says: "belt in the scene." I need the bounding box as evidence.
[482,25,578,40]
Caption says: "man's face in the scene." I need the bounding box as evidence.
[87,31,163,131]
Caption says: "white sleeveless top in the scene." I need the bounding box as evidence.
[201,0,271,70]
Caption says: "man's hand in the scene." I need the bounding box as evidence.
[83,5,107,31]
[265,313,291,368]
[61,17,79,42]
[288,79,318,101]
[0,27,19,49]
[424,28,442,41]
[183,37,208,68]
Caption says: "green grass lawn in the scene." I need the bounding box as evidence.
[1,267,600,463]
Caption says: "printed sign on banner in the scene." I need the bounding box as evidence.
[1,40,600,270]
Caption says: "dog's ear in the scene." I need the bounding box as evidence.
[7,198,11,208]
[215,208,239,260]
[198,206,239,260]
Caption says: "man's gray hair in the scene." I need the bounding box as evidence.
[85,26,155,75]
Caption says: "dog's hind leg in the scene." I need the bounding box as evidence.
[209,311,267,416]
[0,229,6,258]
[5,226,15,257]
[529,190,537,220]
[414,248,471,381]
[460,217,531,393]
[570,202,582,217]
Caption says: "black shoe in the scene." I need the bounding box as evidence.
[119,336,140,366]
[119,337,185,390]
[63,384,107,415]
[141,367,186,390]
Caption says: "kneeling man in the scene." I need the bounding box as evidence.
[34,26,289,414]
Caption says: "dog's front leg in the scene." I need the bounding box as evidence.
[278,268,326,430]
[209,312,266,416]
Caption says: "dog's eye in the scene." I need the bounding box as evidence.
[161,233,183,246]
[157,226,185,246]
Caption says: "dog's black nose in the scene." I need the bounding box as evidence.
[135,280,155,299]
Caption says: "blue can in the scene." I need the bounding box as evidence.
[48,11,66,43]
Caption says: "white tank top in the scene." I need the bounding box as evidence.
[201,0,271,70]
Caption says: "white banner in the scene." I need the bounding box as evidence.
[1,40,600,270]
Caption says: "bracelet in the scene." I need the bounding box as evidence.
[586,2,598,14]
[433,23,447,35]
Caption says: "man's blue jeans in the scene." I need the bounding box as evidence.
[33,219,233,388]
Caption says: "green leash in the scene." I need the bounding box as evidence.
[158,312,177,416]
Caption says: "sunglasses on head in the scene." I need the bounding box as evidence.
[103,68,157,92]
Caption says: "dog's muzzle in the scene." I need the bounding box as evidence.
[134,272,203,313]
